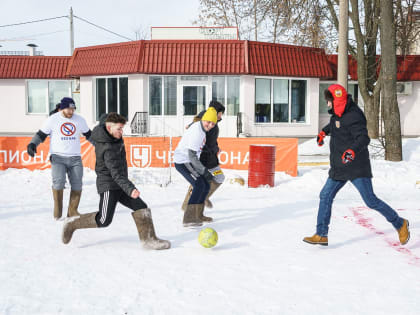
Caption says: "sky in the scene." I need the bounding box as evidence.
[0,0,200,56]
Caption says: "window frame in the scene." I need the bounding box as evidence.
[212,75,240,116]
[254,76,309,124]
[148,75,178,116]
[94,75,129,121]
[26,79,73,115]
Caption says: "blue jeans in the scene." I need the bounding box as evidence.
[51,154,83,190]
[175,163,210,204]
[316,177,403,236]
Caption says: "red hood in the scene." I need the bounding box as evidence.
[328,84,348,117]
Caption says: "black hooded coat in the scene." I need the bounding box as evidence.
[90,115,135,195]
[322,96,372,181]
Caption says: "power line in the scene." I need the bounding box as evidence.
[74,15,133,41]
[0,16,67,28]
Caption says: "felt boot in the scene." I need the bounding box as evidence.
[204,181,221,209]
[181,185,193,211]
[183,204,203,227]
[132,208,171,250]
[62,212,97,244]
[67,190,81,217]
[52,189,63,220]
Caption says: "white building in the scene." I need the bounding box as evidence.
[1,40,419,137]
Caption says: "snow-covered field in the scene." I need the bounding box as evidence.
[1,138,420,315]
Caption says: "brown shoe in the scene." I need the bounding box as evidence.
[398,219,410,245]
[303,234,328,246]
[52,189,63,220]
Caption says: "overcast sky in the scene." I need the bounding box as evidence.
[0,0,200,56]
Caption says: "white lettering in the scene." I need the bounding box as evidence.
[231,152,241,164]
[0,150,7,163]
[9,151,19,163]
[156,150,166,164]
[33,151,44,163]
[218,151,228,165]
[243,152,250,165]
[21,151,32,163]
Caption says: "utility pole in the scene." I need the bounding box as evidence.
[337,0,348,90]
[69,7,74,55]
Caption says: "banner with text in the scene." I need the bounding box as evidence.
[0,137,297,176]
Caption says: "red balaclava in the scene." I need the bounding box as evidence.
[327,84,348,117]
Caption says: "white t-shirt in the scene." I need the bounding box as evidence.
[173,121,206,164]
[40,112,90,156]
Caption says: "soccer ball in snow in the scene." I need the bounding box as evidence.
[198,227,218,248]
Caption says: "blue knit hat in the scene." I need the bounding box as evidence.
[59,97,76,110]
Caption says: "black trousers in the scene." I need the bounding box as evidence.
[96,189,147,227]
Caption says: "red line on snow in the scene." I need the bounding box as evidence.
[349,206,420,266]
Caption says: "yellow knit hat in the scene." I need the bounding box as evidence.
[201,107,218,124]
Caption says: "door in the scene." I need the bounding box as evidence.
[181,85,207,128]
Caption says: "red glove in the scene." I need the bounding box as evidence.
[317,131,326,146]
[342,149,355,164]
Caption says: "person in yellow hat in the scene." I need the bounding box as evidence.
[173,107,217,226]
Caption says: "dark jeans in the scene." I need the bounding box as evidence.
[96,189,147,227]
[316,177,403,236]
[175,163,210,204]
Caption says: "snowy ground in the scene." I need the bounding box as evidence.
[1,138,420,314]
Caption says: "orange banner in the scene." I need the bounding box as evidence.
[0,136,297,176]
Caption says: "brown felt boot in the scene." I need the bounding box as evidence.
[62,212,97,244]
[181,185,193,211]
[398,219,410,245]
[303,234,328,246]
[183,204,203,227]
[52,189,63,220]
[132,208,171,250]
[197,203,213,222]
[67,190,81,217]
[204,181,221,209]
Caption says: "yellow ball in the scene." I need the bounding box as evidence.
[198,227,218,248]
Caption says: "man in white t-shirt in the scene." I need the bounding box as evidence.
[174,107,217,226]
[27,97,94,220]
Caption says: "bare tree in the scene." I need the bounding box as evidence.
[396,0,420,56]
[380,0,403,160]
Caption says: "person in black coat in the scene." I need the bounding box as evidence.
[62,112,170,250]
[181,100,226,211]
[303,84,410,246]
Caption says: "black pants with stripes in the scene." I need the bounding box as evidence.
[96,189,147,227]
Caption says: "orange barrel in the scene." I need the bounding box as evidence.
[248,144,276,187]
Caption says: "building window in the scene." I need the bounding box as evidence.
[255,78,307,123]
[27,80,74,114]
[212,76,240,116]
[149,76,177,116]
[95,77,128,120]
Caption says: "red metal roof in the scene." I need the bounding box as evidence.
[139,40,246,74]
[66,41,142,77]
[327,54,420,81]
[66,40,333,78]
[248,41,333,78]
[0,56,70,79]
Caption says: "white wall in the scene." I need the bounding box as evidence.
[398,81,420,136]
[0,79,49,135]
